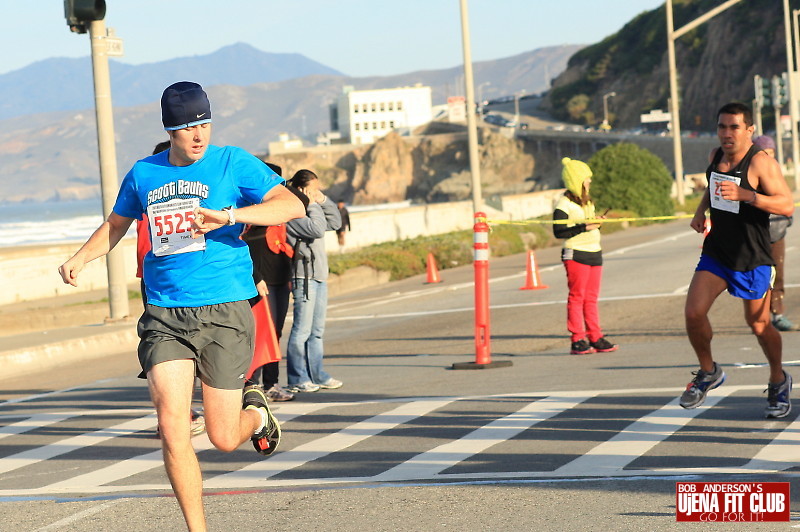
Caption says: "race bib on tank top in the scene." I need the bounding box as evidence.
[147,197,206,257]
[709,171,741,214]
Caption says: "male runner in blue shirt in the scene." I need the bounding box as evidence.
[58,81,304,530]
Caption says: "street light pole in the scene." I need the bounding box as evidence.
[602,91,616,130]
[88,19,129,320]
[459,0,483,213]
[513,90,525,128]
[478,81,490,118]
[784,0,799,188]
[666,0,686,206]
[665,0,743,206]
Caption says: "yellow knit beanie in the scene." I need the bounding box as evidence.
[561,157,592,196]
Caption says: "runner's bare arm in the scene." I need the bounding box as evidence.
[192,184,304,236]
[690,189,711,233]
[744,152,794,216]
[58,212,135,286]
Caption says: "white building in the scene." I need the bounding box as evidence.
[336,85,433,145]
[267,133,303,155]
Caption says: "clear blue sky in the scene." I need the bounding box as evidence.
[3,1,664,77]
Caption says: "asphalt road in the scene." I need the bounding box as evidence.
[1,218,799,531]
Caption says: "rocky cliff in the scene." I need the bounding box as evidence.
[266,128,535,205]
[543,0,796,131]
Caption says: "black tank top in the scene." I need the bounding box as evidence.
[703,145,773,271]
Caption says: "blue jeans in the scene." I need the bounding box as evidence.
[286,279,332,386]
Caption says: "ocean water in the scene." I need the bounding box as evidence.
[0,198,408,248]
[0,199,135,248]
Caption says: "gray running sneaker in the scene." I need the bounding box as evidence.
[772,314,797,332]
[680,362,726,409]
[765,371,793,419]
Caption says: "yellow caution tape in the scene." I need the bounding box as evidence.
[489,214,695,226]
[489,201,800,226]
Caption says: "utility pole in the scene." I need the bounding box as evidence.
[666,0,743,206]
[459,0,483,213]
[64,0,129,320]
[666,0,685,206]
[784,0,799,188]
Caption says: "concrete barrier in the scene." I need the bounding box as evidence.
[1,190,564,306]
[0,240,138,306]
[328,189,565,253]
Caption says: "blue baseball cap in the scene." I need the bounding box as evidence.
[161,81,212,131]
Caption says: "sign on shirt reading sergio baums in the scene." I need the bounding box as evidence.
[675,482,789,522]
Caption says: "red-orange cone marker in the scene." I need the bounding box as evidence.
[520,250,548,290]
[425,252,442,284]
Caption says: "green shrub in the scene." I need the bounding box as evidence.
[588,142,675,218]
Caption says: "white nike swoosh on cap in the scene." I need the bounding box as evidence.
[196,113,206,118]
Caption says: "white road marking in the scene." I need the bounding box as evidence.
[0,379,119,409]
[204,398,456,488]
[734,359,800,369]
[553,391,734,476]
[0,384,788,498]
[743,416,800,471]
[0,413,158,476]
[0,413,78,441]
[372,394,592,482]
[48,402,336,490]
[327,227,696,316]
[327,291,684,322]
[35,499,125,531]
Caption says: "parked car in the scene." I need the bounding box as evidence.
[484,114,515,128]
[484,113,506,126]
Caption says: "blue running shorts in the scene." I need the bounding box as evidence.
[695,254,775,300]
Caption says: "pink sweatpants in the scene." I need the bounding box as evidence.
[563,260,603,343]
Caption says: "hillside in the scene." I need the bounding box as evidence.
[542,0,796,131]
[0,44,581,204]
[0,43,343,121]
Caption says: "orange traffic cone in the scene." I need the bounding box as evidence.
[425,252,442,284]
[246,296,282,380]
[520,250,548,290]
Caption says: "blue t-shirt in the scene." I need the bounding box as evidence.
[114,145,284,307]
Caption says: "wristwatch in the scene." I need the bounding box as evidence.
[222,206,236,225]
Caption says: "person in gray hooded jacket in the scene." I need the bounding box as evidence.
[285,169,343,392]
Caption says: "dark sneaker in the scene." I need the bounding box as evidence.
[680,362,726,409]
[590,337,618,353]
[242,385,281,455]
[570,339,595,355]
[765,371,792,419]
[772,314,797,332]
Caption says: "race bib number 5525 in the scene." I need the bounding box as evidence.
[147,198,206,257]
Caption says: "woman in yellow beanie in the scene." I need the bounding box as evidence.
[553,157,618,355]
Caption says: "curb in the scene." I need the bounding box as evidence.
[0,265,391,381]
[0,326,138,381]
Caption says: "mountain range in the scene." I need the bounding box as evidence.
[0,43,581,204]
[0,43,343,121]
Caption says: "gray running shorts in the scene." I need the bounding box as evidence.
[137,300,255,390]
